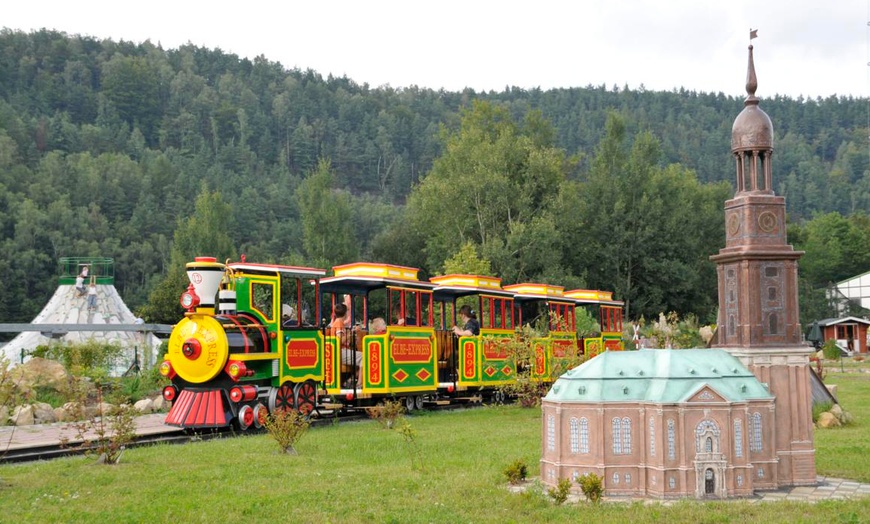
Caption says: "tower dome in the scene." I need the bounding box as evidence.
[731,44,773,153]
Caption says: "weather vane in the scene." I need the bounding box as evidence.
[750,28,758,41]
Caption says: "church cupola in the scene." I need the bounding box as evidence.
[731,44,774,194]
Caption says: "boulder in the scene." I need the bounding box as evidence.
[830,404,844,420]
[33,402,57,424]
[53,407,69,422]
[10,404,34,426]
[133,398,153,413]
[150,395,165,412]
[840,410,855,426]
[817,412,841,429]
[12,357,69,390]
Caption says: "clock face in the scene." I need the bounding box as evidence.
[181,293,195,308]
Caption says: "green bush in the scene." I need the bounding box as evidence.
[263,409,311,455]
[29,340,125,379]
[503,459,528,485]
[822,339,842,360]
[548,477,572,505]
[577,472,604,503]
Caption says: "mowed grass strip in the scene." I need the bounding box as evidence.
[0,381,868,523]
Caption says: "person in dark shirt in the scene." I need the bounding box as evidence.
[452,304,480,337]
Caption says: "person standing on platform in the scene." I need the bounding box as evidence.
[87,281,98,311]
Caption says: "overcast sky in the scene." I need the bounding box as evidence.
[4,1,868,99]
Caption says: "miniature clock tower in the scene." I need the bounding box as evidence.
[711,40,816,486]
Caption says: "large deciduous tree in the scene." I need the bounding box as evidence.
[296,158,357,268]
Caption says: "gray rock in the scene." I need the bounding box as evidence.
[11,404,34,426]
[53,407,69,422]
[150,395,165,412]
[33,402,57,424]
[133,398,153,413]
[817,412,841,429]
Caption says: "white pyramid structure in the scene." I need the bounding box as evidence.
[2,260,163,373]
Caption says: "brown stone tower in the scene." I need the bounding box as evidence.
[711,40,816,486]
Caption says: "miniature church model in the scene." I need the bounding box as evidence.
[540,41,816,499]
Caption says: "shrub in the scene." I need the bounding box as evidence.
[366,400,405,429]
[30,340,125,379]
[548,477,572,505]
[503,459,528,485]
[822,339,842,360]
[263,409,310,454]
[62,386,136,465]
[577,472,603,503]
[399,419,423,471]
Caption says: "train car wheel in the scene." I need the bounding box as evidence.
[414,395,425,410]
[404,395,416,412]
[269,383,295,413]
[494,389,505,404]
[294,380,318,416]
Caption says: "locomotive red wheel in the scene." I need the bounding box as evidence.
[294,380,318,415]
[270,383,295,413]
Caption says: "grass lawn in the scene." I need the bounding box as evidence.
[1,370,869,523]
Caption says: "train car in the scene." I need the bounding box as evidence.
[430,274,517,402]
[564,289,625,356]
[160,257,326,430]
[318,262,438,411]
[503,282,580,382]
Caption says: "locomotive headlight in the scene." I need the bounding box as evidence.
[162,385,178,402]
[226,360,247,380]
[159,360,175,378]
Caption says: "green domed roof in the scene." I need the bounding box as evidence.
[544,349,773,403]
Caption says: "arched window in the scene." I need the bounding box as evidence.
[734,419,744,458]
[750,412,763,452]
[622,417,632,454]
[649,417,656,457]
[579,418,589,454]
[695,419,720,454]
[547,414,555,451]
[667,419,676,460]
[612,417,622,454]
[570,418,579,454]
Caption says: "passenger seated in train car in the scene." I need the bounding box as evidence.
[452,305,480,337]
[369,317,387,334]
[281,304,297,327]
[329,303,362,385]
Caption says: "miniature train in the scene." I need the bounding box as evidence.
[159,257,624,430]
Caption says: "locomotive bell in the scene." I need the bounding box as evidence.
[185,257,225,314]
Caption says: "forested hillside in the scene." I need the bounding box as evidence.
[0,29,868,328]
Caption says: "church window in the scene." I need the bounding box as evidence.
[705,437,713,452]
[625,473,631,485]
[622,417,632,454]
[695,420,719,453]
[612,418,622,454]
[612,473,619,485]
[667,419,675,460]
[737,474,743,487]
[768,287,777,300]
[649,417,655,456]
[750,412,763,452]
[669,477,676,489]
[580,418,589,454]
[734,419,743,458]
[547,415,555,451]
[769,313,778,334]
[758,467,764,479]
[570,418,579,454]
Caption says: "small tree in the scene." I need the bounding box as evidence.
[548,477,572,505]
[503,458,528,485]
[366,400,405,429]
[263,409,310,455]
[577,472,603,503]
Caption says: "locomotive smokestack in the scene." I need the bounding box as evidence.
[186,257,225,313]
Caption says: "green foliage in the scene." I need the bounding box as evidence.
[263,408,311,455]
[548,477,573,505]
[441,241,492,276]
[29,340,124,379]
[366,399,405,429]
[823,339,843,360]
[576,472,604,503]
[296,158,358,267]
[503,458,529,485]
[61,385,137,465]
[398,419,424,471]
